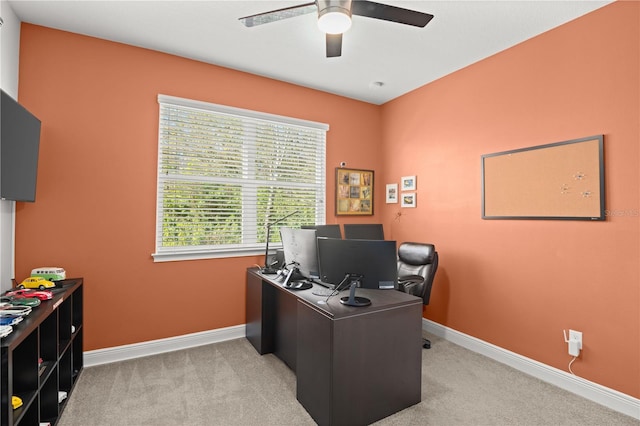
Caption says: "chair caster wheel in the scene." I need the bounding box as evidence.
[423,340,431,349]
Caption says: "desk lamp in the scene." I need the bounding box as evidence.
[261,210,299,274]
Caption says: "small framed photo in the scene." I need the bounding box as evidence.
[401,193,416,208]
[386,183,398,203]
[401,176,417,191]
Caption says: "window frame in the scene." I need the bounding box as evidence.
[152,95,328,262]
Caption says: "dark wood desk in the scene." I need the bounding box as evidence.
[246,269,422,426]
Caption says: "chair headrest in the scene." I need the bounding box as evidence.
[398,242,436,266]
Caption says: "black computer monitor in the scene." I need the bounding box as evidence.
[316,237,397,289]
[301,224,342,239]
[343,223,384,240]
[280,227,320,279]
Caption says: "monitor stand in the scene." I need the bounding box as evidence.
[340,282,371,307]
[282,267,313,291]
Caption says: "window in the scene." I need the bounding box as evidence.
[153,95,328,262]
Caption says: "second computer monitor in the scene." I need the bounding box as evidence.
[343,223,384,240]
[280,227,320,279]
[301,224,342,239]
[316,237,397,290]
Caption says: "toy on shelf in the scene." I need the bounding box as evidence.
[5,288,53,301]
[0,304,31,317]
[18,276,55,290]
[0,296,40,307]
[11,396,22,409]
[30,267,66,281]
[0,316,22,326]
[0,325,12,338]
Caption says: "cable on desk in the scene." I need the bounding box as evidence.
[319,274,351,304]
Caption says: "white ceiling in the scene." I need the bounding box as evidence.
[7,0,611,105]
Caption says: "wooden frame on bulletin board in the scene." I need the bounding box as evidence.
[336,168,374,215]
[481,135,605,220]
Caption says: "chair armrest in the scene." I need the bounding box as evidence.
[398,275,425,296]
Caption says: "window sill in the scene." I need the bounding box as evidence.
[152,244,282,263]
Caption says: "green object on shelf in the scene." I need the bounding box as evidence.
[30,267,66,282]
[2,297,40,307]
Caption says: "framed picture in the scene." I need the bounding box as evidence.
[386,183,398,203]
[401,176,416,191]
[336,168,374,215]
[401,193,416,208]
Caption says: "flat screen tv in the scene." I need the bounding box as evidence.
[1,90,41,202]
[317,237,397,289]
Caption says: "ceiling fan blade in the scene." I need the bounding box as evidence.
[239,2,317,27]
[326,33,342,58]
[351,0,434,27]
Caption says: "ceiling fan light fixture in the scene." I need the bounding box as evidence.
[317,7,352,34]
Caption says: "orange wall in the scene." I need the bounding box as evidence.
[14,1,639,399]
[15,24,382,351]
[380,1,638,398]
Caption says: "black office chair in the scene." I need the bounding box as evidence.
[397,242,439,349]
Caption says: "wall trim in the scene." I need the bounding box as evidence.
[83,325,245,367]
[82,321,639,420]
[422,318,640,420]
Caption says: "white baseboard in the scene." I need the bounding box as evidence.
[82,321,639,420]
[83,324,245,367]
[422,318,640,420]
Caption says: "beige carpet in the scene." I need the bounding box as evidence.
[58,334,638,425]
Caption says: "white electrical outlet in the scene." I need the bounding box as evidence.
[569,330,583,349]
[567,329,582,356]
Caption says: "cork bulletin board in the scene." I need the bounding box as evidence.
[336,168,374,215]
[481,135,604,220]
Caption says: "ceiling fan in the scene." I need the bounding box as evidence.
[239,0,434,58]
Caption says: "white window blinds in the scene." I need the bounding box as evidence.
[153,95,328,262]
